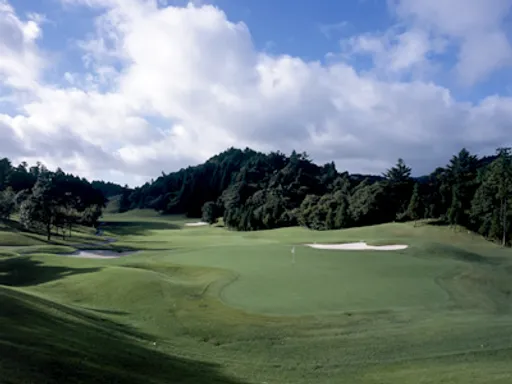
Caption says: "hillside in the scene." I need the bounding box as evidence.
[1,146,511,246]
[119,147,512,245]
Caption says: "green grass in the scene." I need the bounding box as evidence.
[1,211,512,383]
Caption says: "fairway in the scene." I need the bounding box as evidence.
[2,212,512,383]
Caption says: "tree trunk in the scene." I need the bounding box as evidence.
[46,221,51,241]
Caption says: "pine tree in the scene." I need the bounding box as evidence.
[407,183,422,227]
[446,148,478,228]
[491,148,512,246]
[384,158,413,216]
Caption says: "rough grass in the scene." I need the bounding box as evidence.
[0,287,244,384]
[1,211,512,383]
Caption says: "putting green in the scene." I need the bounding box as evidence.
[164,244,459,315]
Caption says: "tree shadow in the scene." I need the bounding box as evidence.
[101,220,182,237]
[0,257,101,287]
[423,243,497,265]
[0,288,246,384]
[0,218,26,232]
[83,307,130,316]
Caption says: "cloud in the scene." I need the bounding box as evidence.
[0,0,44,90]
[341,27,439,78]
[389,0,512,85]
[0,116,32,157]
[319,21,349,39]
[0,0,511,186]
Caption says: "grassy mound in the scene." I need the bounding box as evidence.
[0,287,242,384]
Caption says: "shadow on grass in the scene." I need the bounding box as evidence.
[0,288,245,384]
[83,307,130,316]
[0,257,101,287]
[423,243,497,265]
[101,220,182,237]
[0,218,26,232]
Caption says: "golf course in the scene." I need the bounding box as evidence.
[2,210,512,383]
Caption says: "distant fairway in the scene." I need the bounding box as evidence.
[2,211,512,383]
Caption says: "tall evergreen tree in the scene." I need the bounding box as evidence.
[446,148,478,228]
[406,183,422,226]
[384,158,413,216]
[384,158,411,183]
[494,148,512,246]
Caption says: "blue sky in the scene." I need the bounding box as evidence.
[212,0,390,55]
[207,0,512,101]
[1,0,512,185]
[10,0,511,100]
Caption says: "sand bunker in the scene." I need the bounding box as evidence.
[185,222,209,227]
[63,250,138,259]
[305,242,408,251]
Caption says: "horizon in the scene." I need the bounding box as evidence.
[2,145,500,189]
[1,0,512,187]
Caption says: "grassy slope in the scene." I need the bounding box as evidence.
[1,211,512,383]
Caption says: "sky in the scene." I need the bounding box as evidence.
[1,0,512,186]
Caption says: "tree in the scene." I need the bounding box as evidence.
[201,201,219,224]
[494,148,512,246]
[0,158,12,190]
[80,204,103,227]
[19,175,58,240]
[446,148,478,228]
[0,187,15,219]
[349,181,394,227]
[406,183,422,226]
[384,158,413,216]
[472,148,512,245]
[118,186,132,213]
[384,158,411,183]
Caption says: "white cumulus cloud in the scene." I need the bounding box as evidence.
[389,0,512,85]
[0,0,511,186]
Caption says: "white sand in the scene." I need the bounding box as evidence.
[64,250,138,259]
[185,222,209,227]
[305,242,408,251]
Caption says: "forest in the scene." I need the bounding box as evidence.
[0,159,106,240]
[1,146,510,245]
[119,146,512,246]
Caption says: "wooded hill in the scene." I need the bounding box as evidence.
[119,147,512,246]
[2,146,510,246]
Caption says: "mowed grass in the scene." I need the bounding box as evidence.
[1,210,512,383]
[163,244,453,315]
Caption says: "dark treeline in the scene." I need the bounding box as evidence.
[119,147,512,246]
[91,181,127,198]
[0,159,107,240]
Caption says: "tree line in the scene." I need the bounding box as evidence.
[5,146,508,245]
[0,159,107,240]
[119,146,512,246]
